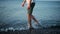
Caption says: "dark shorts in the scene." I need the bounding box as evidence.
[27,2,35,14]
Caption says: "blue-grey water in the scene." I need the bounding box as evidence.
[0,0,60,31]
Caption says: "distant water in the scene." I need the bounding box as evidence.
[0,1,60,31]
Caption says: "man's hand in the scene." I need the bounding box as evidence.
[22,3,24,7]
[27,4,30,10]
[21,0,26,7]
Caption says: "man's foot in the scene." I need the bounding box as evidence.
[28,25,34,30]
[29,27,35,30]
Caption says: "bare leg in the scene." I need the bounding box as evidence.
[31,15,39,24]
[27,14,32,28]
[31,15,42,27]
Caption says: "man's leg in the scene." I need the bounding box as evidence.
[27,3,35,28]
[31,15,39,24]
[27,14,32,28]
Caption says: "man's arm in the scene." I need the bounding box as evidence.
[22,0,26,7]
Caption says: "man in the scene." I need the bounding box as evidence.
[22,0,39,29]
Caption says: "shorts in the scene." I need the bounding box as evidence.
[27,2,35,14]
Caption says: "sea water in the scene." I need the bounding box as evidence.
[0,0,60,31]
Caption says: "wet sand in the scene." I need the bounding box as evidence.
[0,28,60,34]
